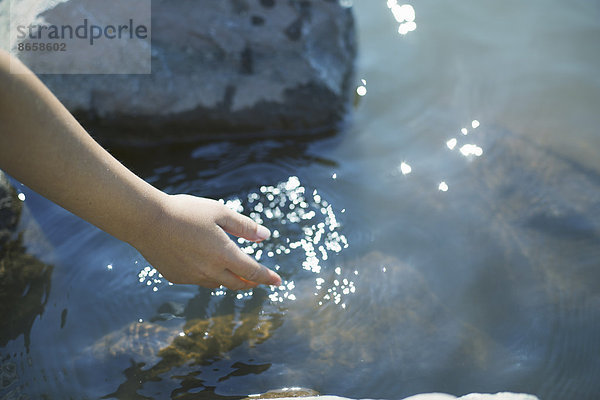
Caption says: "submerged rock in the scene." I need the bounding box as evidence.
[0,237,53,349]
[87,306,284,398]
[88,310,282,367]
[0,171,20,246]
[87,320,179,365]
[282,251,503,374]
[4,0,356,144]
[155,309,281,370]
[244,387,320,399]
[248,393,539,400]
[0,172,54,350]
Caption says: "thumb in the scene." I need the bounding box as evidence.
[217,208,271,242]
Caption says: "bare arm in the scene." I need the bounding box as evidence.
[0,49,281,290]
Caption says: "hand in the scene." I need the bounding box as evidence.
[1,51,281,290]
[132,194,282,290]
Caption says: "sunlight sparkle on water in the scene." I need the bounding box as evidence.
[446,138,457,150]
[387,1,416,35]
[459,144,483,157]
[356,78,367,96]
[219,176,351,309]
[137,265,165,292]
[399,162,412,175]
[398,21,417,35]
[448,119,483,157]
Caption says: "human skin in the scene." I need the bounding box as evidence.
[0,49,281,290]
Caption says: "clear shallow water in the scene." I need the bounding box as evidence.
[2,0,600,399]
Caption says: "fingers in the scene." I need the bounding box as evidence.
[216,208,271,242]
[212,269,259,291]
[221,240,282,286]
[214,208,281,286]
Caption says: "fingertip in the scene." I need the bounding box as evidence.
[256,224,271,241]
[268,269,282,286]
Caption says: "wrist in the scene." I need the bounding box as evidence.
[122,186,170,249]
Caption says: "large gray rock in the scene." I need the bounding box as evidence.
[6,0,356,145]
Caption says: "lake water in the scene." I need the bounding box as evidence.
[2,1,600,399]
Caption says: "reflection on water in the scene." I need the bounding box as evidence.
[452,120,484,157]
[219,176,350,307]
[446,138,458,150]
[399,161,412,175]
[387,0,416,35]
[137,262,172,293]
[356,79,368,97]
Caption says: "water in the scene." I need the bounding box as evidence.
[2,0,600,399]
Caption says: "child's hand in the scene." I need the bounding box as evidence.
[132,194,282,290]
[1,50,281,290]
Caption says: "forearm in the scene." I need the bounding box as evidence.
[0,49,163,245]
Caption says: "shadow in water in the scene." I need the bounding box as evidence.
[106,133,341,193]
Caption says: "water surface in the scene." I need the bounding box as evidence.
[2,1,600,399]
